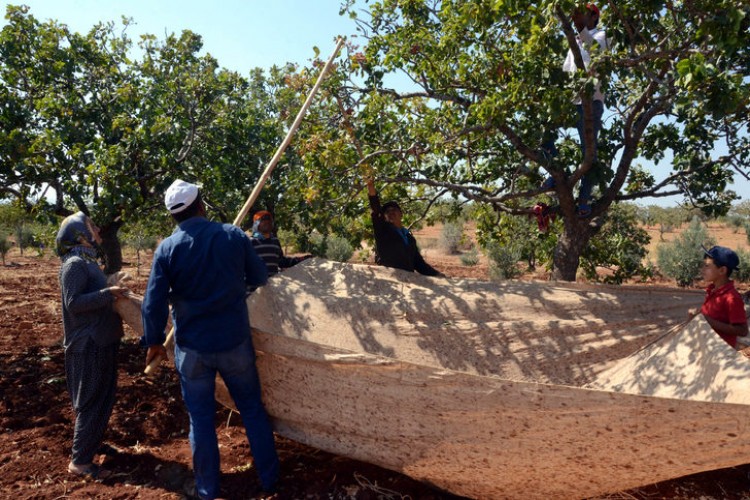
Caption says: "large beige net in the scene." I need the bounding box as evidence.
[120,260,750,499]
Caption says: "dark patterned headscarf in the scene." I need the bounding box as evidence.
[55,212,98,262]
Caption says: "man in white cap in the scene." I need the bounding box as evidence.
[142,179,279,499]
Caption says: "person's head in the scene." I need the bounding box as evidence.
[253,210,274,235]
[572,3,600,31]
[55,211,102,258]
[381,201,403,227]
[702,245,740,283]
[164,179,204,223]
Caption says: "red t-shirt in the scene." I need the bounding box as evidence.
[700,281,747,347]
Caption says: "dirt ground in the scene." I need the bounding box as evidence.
[2,222,750,500]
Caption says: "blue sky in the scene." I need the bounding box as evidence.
[3,0,358,72]
[3,1,748,207]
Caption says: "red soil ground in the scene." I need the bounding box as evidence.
[2,222,750,499]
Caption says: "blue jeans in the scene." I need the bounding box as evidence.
[576,100,604,204]
[175,337,279,499]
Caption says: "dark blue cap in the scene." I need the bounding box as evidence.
[381,201,401,213]
[704,245,739,271]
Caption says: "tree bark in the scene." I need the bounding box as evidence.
[551,218,600,281]
[99,221,124,274]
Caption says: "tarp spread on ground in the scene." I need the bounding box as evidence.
[232,260,750,499]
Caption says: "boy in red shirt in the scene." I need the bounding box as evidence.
[689,245,748,348]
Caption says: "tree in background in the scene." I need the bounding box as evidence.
[0,230,9,265]
[656,216,713,287]
[643,205,697,240]
[293,0,750,281]
[731,200,750,219]
[121,220,163,276]
[0,6,289,272]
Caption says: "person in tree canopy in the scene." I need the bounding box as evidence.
[541,2,609,218]
[366,178,443,277]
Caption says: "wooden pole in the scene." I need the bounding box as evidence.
[233,36,346,227]
[144,37,346,375]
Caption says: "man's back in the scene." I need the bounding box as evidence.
[144,217,268,352]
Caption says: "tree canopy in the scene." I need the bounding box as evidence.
[288,0,750,280]
[0,5,304,271]
[2,2,749,281]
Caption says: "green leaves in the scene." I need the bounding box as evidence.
[318,0,750,279]
[0,6,292,268]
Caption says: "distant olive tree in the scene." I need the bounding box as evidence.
[656,217,712,287]
[460,247,480,267]
[122,222,160,276]
[14,224,35,256]
[733,249,750,283]
[325,235,355,263]
[439,221,464,255]
[486,241,523,280]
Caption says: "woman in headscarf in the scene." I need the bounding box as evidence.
[56,212,126,479]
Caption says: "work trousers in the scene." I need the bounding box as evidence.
[175,337,279,499]
[65,339,119,465]
[576,100,604,204]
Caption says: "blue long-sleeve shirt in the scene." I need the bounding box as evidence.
[142,216,268,353]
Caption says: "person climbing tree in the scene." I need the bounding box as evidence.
[541,2,609,218]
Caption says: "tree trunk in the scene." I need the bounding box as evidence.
[99,221,124,274]
[551,219,599,281]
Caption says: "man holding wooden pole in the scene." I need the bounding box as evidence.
[142,180,278,499]
[138,41,346,497]
[143,37,345,376]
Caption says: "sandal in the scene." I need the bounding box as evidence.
[68,462,111,480]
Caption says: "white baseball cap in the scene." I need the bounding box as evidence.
[164,179,199,214]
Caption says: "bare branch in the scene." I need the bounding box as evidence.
[407,188,449,231]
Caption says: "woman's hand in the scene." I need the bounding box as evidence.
[107,271,133,286]
[107,286,128,300]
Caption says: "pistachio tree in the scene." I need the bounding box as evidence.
[0,6,285,271]
[298,0,750,280]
